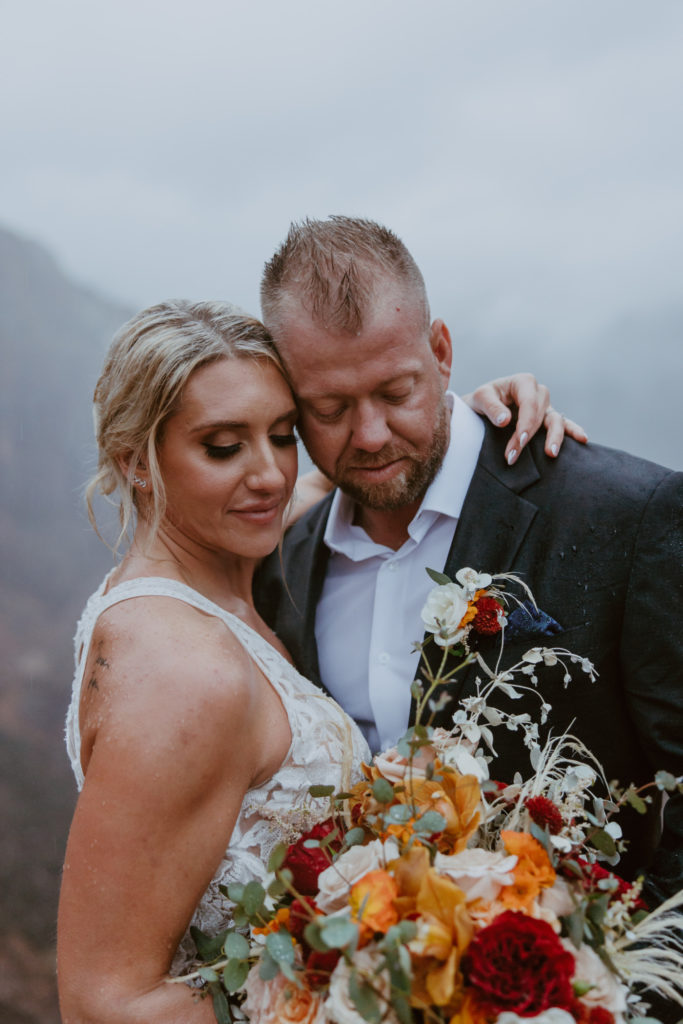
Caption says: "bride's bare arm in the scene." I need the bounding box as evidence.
[57,600,288,1024]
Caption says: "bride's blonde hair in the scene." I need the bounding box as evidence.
[86,299,287,552]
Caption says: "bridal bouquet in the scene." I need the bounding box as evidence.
[183,569,683,1024]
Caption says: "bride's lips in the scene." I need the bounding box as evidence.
[230,501,283,525]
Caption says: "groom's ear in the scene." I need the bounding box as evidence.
[429,319,453,383]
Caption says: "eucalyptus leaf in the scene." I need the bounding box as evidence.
[344,826,366,848]
[222,958,249,992]
[309,784,336,797]
[589,829,617,857]
[267,843,288,873]
[268,877,288,899]
[223,932,250,960]
[304,920,330,953]
[191,925,229,961]
[266,930,295,965]
[242,880,265,916]
[372,778,395,804]
[320,916,359,949]
[210,983,232,1024]
[564,908,585,949]
[426,567,452,585]
[530,822,552,854]
[227,883,245,903]
[197,966,219,982]
[386,804,413,824]
[349,971,382,1024]
[394,993,413,1024]
[258,947,281,981]
[413,810,446,834]
[654,770,678,792]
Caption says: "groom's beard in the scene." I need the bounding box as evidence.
[326,398,450,512]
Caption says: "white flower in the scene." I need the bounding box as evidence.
[421,582,469,647]
[538,877,577,918]
[316,839,399,913]
[325,946,399,1024]
[455,567,492,596]
[242,962,326,1024]
[433,848,517,903]
[373,745,433,783]
[563,940,628,1022]
[497,1010,576,1024]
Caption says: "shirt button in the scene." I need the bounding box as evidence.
[379,652,390,665]
[388,561,398,572]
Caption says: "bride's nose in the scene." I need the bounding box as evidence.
[245,440,288,491]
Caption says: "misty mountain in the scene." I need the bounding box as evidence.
[0,226,132,1023]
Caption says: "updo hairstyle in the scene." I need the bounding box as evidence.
[86,299,285,551]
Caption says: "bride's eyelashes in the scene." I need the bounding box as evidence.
[203,433,297,460]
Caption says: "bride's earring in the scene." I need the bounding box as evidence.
[133,476,148,489]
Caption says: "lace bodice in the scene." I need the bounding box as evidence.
[65,574,371,974]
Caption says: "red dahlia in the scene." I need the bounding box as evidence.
[525,795,564,835]
[472,596,504,635]
[281,820,340,895]
[463,910,576,1016]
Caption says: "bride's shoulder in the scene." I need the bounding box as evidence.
[85,595,254,716]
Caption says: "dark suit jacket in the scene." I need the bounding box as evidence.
[255,424,683,905]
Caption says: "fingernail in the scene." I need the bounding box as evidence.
[519,431,528,447]
[507,449,517,465]
[551,443,559,457]
[496,412,507,425]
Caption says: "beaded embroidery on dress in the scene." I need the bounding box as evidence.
[65,575,371,974]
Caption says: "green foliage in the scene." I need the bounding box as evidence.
[210,982,233,1024]
[349,970,382,1023]
[320,915,359,950]
[413,810,446,834]
[267,842,288,872]
[222,959,249,992]
[426,568,452,585]
[372,778,395,804]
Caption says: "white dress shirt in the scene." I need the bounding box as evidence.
[315,394,485,752]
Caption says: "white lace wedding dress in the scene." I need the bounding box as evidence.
[65,575,371,974]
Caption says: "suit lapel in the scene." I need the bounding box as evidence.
[290,495,333,689]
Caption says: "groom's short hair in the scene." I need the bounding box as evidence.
[260,215,430,336]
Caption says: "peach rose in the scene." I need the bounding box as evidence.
[242,962,326,1024]
[316,839,398,913]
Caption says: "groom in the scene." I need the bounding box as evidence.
[254,215,683,907]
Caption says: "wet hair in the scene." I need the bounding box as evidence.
[86,299,285,552]
[260,215,430,335]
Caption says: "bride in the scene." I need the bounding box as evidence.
[57,300,567,1022]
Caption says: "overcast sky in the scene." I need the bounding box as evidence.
[2,0,682,354]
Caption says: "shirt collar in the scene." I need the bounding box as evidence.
[323,392,485,558]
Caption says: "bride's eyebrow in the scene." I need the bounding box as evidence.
[190,408,298,434]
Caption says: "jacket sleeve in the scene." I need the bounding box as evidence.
[622,469,683,904]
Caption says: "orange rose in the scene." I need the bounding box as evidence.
[500,830,556,910]
[407,768,481,854]
[349,869,398,941]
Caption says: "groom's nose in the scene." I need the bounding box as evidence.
[350,400,393,452]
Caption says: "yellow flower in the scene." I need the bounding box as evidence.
[407,867,474,1012]
[252,905,290,935]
